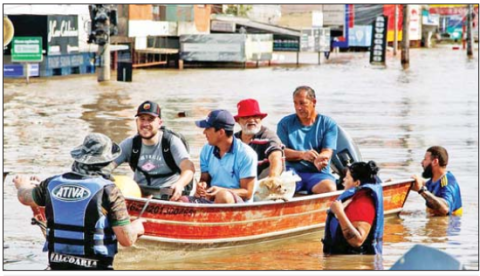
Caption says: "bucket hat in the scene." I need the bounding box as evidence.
[70,133,121,165]
[234,99,268,121]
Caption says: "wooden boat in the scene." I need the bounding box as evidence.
[30,179,413,246]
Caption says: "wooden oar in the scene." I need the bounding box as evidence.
[138,196,152,218]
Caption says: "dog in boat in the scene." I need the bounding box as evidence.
[254,176,295,202]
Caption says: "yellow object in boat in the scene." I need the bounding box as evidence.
[113,175,142,198]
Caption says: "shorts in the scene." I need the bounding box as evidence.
[288,167,336,194]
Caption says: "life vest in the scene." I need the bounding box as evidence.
[44,174,118,260]
[322,183,384,255]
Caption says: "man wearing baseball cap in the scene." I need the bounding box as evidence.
[182,109,257,204]
[234,98,284,179]
[13,133,145,270]
[112,100,195,201]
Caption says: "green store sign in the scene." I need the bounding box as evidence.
[11,37,43,62]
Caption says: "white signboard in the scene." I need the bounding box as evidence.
[300,28,330,52]
[323,5,345,26]
[211,20,236,33]
[245,34,273,61]
[128,21,176,37]
[408,5,422,40]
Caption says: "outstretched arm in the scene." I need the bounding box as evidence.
[412,175,450,216]
[13,175,38,207]
[170,159,195,201]
[113,219,145,247]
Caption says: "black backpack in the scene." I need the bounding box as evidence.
[128,126,192,199]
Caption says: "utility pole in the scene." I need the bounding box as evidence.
[467,4,474,58]
[88,5,117,82]
[394,5,398,56]
[98,42,111,81]
[401,4,410,69]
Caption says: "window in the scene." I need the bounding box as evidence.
[152,5,166,21]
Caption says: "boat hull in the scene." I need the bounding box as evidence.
[30,179,413,245]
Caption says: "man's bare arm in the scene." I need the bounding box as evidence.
[13,175,38,207]
[420,190,450,215]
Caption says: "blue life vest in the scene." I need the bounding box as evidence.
[322,183,384,255]
[44,174,118,259]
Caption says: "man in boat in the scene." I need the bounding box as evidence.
[13,133,145,270]
[234,98,284,179]
[181,109,258,204]
[111,100,195,201]
[277,86,337,194]
[323,161,383,255]
[412,146,463,216]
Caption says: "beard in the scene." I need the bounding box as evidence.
[422,164,433,179]
[241,124,261,136]
[138,128,158,140]
[140,133,155,140]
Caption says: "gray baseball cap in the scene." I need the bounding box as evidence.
[70,133,121,165]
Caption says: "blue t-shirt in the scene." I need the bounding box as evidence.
[277,113,338,173]
[200,137,257,190]
[425,171,463,216]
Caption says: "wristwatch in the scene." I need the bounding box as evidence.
[418,186,428,194]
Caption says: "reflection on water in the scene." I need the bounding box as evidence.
[3,46,478,270]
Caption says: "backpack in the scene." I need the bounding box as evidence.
[129,126,190,173]
[128,126,193,198]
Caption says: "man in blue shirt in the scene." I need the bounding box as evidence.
[277,86,338,194]
[412,146,463,216]
[183,109,257,204]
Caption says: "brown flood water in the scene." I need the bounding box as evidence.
[3,48,478,271]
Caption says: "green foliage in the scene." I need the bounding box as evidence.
[224,5,252,17]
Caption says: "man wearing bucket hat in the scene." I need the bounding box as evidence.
[112,100,195,201]
[234,99,284,179]
[180,109,257,204]
[277,86,338,195]
[13,133,145,270]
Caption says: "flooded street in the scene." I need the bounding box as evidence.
[3,46,478,270]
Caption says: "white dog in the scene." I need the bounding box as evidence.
[254,171,299,202]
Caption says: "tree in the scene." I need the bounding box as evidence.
[225,5,252,17]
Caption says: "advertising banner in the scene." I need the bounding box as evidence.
[370,15,388,64]
[408,5,422,40]
[11,37,43,62]
[349,25,372,47]
[300,28,330,52]
[180,34,246,62]
[47,15,79,55]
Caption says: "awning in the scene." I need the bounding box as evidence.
[211,14,301,37]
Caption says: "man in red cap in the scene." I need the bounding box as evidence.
[234,99,284,179]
